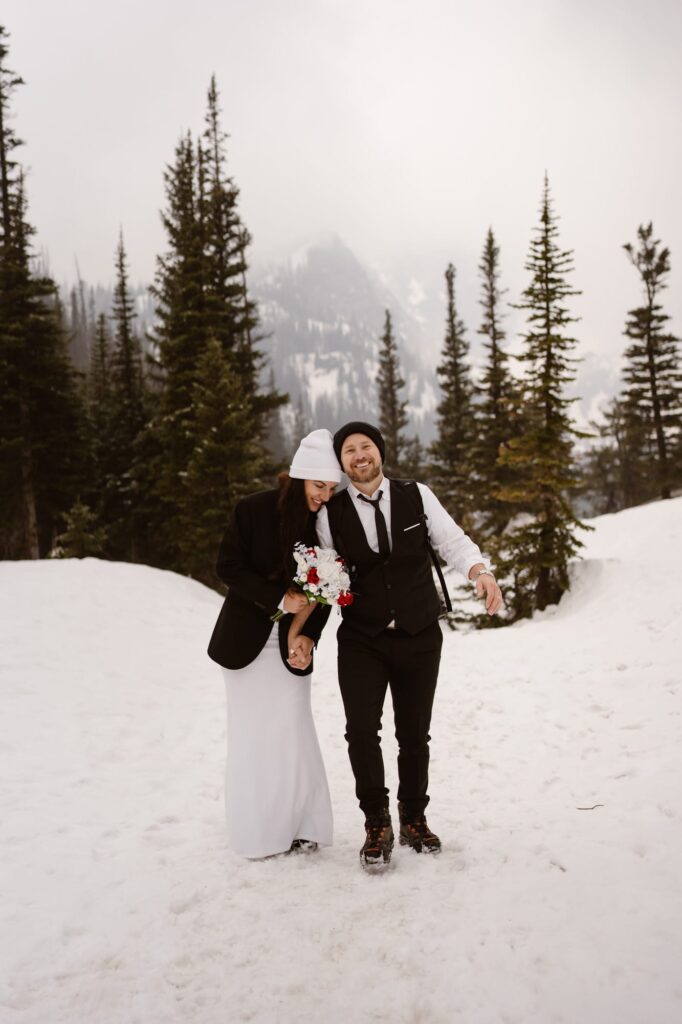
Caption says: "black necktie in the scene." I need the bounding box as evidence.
[358,491,390,559]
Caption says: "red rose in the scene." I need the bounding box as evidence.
[307,568,319,584]
[338,592,354,606]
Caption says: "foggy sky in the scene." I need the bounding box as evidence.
[4,0,682,360]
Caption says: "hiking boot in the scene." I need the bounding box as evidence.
[288,839,319,853]
[398,802,441,854]
[360,808,394,868]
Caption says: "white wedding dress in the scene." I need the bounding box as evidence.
[221,624,333,858]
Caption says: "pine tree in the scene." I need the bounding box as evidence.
[495,176,587,617]
[202,80,283,425]
[84,311,113,507]
[67,270,92,370]
[430,263,475,523]
[574,427,622,518]
[110,231,145,429]
[89,313,112,432]
[53,499,108,558]
[618,224,681,501]
[600,397,650,509]
[202,78,246,354]
[101,231,149,559]
[145,132,207,566]
[471,229,522,540]
[150,132,207,427]
[0,27,87,558]
[401,435,426,480]
[145,78,284,575]
[376,309,409,474]
[178,338,266,584]
[264,367,288,463]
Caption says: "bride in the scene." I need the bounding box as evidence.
[207,429,342,858]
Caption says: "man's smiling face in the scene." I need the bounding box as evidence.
[340,433,383,485]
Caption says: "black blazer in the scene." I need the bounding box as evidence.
[207,489,331,676]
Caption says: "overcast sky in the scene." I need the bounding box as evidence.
[3,0,681,360]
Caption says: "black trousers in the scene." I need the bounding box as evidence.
[337,619,443,819]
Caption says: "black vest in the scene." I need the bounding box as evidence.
[326,480,441,637]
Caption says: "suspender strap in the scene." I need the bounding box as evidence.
[396,481,452,614]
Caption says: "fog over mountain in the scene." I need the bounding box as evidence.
[253,234,623,443]
[5,0,680,366]
[254,234,617,441]
[252,233,437,442]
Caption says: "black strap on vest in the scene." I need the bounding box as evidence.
[395,480,453,614]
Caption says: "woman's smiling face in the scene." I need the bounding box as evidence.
[304,479,338,512]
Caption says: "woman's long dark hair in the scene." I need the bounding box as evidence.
[275,472,313,583]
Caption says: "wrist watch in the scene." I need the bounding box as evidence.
[472,567,495,581]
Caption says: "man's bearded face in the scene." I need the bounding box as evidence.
[340,434,383,484]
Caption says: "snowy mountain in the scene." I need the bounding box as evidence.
[252,235,626,447]
[65,236,622,446]
[252,233,438,443]
[2,497,681,1023]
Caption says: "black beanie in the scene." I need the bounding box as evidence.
[333,421,386,462]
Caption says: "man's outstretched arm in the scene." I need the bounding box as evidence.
[417,483,503,616]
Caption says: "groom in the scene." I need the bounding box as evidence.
[315,421,502,867]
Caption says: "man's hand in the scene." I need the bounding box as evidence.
[287,634,313,669]
[283,588,309,614]
[475,573,503,616]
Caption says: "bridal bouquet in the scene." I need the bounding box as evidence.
[292,543,354,608]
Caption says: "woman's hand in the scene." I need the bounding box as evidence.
[286,597,317,669]
[283,588,309,614]
[287,635,313,670]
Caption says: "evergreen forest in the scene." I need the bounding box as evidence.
[1,26,680,618]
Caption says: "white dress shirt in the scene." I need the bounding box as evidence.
[315,477,486,581]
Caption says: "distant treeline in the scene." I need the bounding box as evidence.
[1,24,680,623]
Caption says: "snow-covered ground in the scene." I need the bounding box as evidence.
[1,499,681,1024]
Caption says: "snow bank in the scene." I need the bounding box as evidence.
[1,499,681,1023]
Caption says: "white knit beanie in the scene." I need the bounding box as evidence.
[289,428,342,483]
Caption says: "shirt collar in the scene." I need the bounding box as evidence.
[348,475,390,503]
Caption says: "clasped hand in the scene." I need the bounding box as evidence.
[283,588,315,668]
[287,634,313,670]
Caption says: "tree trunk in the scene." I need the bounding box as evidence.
[19,400,40,558]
